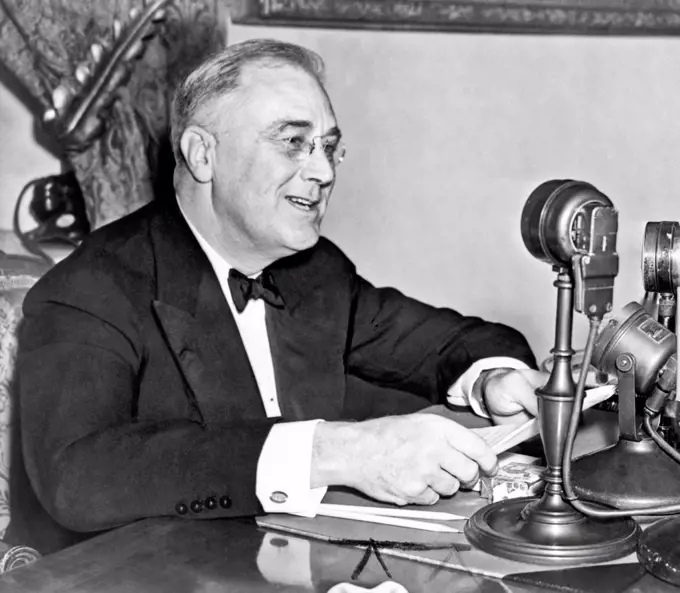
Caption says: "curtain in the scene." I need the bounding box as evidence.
[0,0,227,229]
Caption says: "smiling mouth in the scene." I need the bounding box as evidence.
[286,196,319,211]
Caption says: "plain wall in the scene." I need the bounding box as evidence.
[2,23,680,362]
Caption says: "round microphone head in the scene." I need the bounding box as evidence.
[642,221,680,294]
[591,301,675,395]
[521,180,613,267]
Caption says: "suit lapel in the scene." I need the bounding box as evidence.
[266,248,347,422]
[149,203,264,425]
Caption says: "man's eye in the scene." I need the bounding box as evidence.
[322,141,338,157]
[281,136,306,150]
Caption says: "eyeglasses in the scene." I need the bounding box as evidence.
[279,135,346,167]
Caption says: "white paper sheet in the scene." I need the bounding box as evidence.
[471,385,616,454]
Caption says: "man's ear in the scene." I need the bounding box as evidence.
[179,125,216,183]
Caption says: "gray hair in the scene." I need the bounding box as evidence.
[170,38,326,164]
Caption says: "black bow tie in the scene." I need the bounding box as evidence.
[227,269,285,313]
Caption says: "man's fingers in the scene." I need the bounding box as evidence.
[404,483,441,505]
[429,469,461,497]
[421,487,440,505]
[377,493,409,507]
[485,369,546,417]
[443,423,497,476]
[524,369,549,389]
[513,370,547,416]
[508,381,539,416]
[439,449,479,486]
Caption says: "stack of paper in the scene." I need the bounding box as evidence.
[471,385,616,454]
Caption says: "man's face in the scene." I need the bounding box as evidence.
[207,63,340,263]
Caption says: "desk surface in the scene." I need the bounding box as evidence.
[1,411,679,593]
[0,516,542,593]
[0,512,677,593]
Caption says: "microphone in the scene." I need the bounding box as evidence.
[592,302,676,404]
[465,179,639,566]
[642,221,680,329]
[521,179,619,318]
[642,220,680,296]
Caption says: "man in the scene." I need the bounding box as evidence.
[12,39,544,554]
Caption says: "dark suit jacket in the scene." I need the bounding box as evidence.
[8,200,535,554]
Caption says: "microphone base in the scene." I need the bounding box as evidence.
[465,492,639,566]
[638,515,680,586]
[571,437,680,513]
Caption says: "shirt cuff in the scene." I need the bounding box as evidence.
[257,420,327,517]
[447,357,530,417]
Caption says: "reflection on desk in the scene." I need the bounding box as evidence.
[0,517,539,593]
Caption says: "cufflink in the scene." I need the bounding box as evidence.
[269,491,288,504]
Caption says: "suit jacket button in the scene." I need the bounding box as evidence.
[219,495,232,509]
[190,500,204,513]
[175,503,188,515]
[205,497,217,510]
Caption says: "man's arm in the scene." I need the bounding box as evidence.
[346,275,537,401]
[18,297,275,533]
[300,274,539,507]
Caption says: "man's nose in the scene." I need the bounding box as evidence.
[299,147,335,186]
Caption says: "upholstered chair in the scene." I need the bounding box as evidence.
[0,251,51,570]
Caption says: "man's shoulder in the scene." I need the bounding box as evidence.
[76,201,159,258]
[27,202,160,306]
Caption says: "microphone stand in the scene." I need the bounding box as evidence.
[465,267,640,565]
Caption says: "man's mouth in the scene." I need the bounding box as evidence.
[286,195,319,211]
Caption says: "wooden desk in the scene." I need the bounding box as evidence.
[1,411,679,593]
[0,511,677,593]
[0,516,546,593]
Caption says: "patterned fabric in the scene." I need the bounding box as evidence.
[0,256,50,539]
[0,0,227,228]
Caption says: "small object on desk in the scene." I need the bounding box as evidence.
[479,461,545,503]
[313,506,462,533]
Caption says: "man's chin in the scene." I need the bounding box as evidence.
[291,235,321,253]
[286,228,322,253]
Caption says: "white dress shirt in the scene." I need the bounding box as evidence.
[179,207,528,516]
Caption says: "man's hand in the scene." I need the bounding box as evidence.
[478,368,547,425]
[311,415,498,506]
